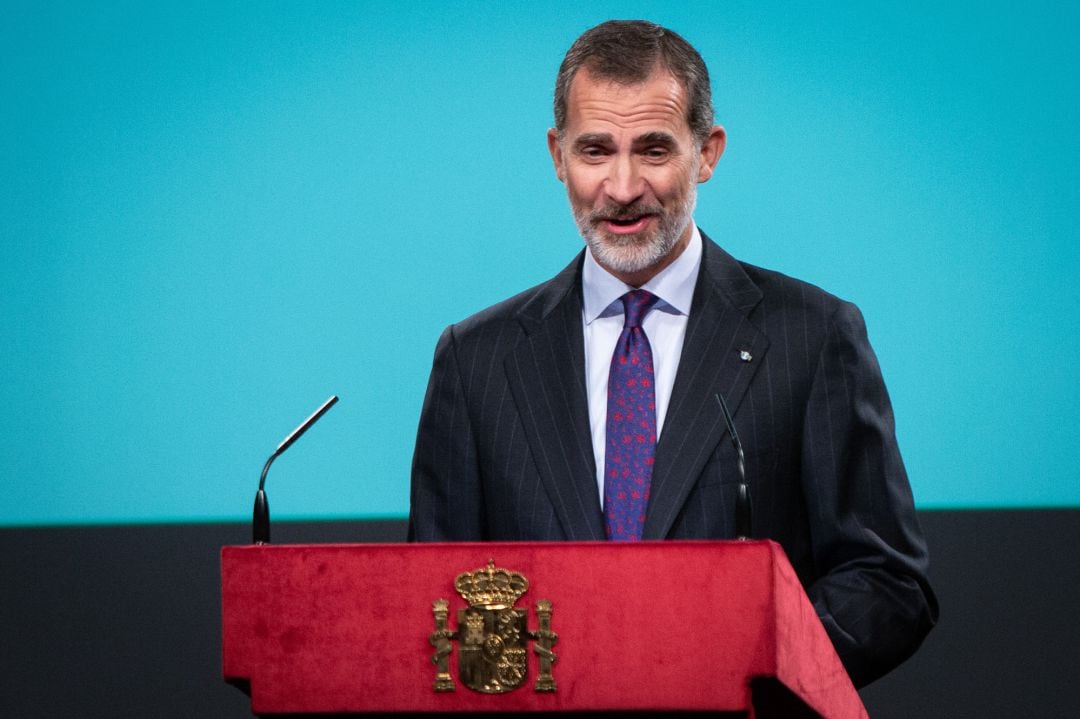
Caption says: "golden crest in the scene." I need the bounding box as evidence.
[429,560,557,694]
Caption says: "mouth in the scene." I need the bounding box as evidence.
[601,213,655,235]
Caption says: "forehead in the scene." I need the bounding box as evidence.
[564,67,693,140]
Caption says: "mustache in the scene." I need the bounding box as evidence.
[589,203,662,222]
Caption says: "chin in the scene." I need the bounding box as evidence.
[587,232,672,276]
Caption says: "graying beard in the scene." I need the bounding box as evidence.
[576,188,696,276]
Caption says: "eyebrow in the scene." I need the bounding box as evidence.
[572,133,614,148]
[571,131,678,149]
[633,131,677,147]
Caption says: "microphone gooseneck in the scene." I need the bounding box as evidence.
[714,393,752,540]
[253,395,339,544]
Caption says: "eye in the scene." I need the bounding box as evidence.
[580,145,608,159]
[643,146,670,160]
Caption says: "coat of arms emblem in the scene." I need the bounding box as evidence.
[430,560,557,694]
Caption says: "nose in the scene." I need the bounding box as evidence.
[603,154,645,205]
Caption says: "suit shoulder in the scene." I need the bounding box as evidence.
[739,261,858,321]
[445,280,547,349]
[698,234,856,326]
[453,281,544,332]
[445,254,581,345]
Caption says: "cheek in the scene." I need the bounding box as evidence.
[652,167,694,200]
[565,173,601,205]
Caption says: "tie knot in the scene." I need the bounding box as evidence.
[621,289,659,329]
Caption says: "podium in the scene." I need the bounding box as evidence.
[222,540,866,717]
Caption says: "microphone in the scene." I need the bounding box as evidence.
[714,393,752,540]
[253,395,339,544]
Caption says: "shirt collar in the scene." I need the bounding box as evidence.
[582,224,703,323]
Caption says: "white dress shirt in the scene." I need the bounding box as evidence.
[581,225,703,505]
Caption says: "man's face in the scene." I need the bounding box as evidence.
[548,67,725,284]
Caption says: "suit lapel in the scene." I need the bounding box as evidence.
[643,235,769,539]
[505,254,606,540]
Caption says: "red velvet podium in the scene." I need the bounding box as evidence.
[222,540,866,717]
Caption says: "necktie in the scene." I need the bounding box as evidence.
[604,289,660,540]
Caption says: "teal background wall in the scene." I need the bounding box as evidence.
[3,1,1077,525]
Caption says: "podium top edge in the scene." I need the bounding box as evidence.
[221,538,782,553]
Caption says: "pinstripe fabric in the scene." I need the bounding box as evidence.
[408,231,937,687]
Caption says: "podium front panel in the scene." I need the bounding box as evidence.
[222,540,863,717]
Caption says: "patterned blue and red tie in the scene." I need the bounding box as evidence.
[604,289,660,541]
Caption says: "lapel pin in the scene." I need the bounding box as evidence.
[739,349,753,362]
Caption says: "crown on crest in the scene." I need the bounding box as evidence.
[454,560,529,606]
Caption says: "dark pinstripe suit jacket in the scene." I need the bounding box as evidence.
[408,231,937,687]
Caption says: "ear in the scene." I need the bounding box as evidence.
[696,125,727,183]
[547,128,566,182]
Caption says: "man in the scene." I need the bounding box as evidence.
[408,20,936,687]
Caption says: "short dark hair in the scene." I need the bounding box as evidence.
[553,20,714,145]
